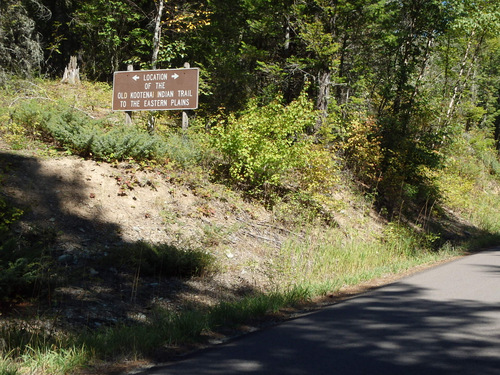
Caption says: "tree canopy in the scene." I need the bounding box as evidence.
[1,0,499,209]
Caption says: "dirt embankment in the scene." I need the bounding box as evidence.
[1,143,302,329]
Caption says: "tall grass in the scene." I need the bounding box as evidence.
[0,355,17,375]
[77,286,310,359]
[275,224,460,292]
[0,285,313,374]
[0,327,88,375]
[19,346,89,375]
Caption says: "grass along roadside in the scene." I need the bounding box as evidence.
[0,229,465,375]
[1,78,498,375]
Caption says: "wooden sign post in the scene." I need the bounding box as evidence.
[125,64,134,125]
[182,62,190,130]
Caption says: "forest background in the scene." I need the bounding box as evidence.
[1,0,500,374]
[2,0,500,197]
[3,0,500,202]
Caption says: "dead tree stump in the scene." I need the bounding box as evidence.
[61,56,80,85]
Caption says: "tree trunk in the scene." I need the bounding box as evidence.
[151,0,165,69]
[445,30,484,123]
[494,94,500,151]
[411,35,433,105]
[148,0,165,133]
[315,70,331,131]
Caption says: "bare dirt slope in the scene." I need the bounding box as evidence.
[1,141,307,330]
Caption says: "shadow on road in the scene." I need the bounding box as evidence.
[146,279,500,375]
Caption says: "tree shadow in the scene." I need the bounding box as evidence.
[0,151,121,247]
[0,150,259,329]
[1,148,498,369]
[147,279,500,375]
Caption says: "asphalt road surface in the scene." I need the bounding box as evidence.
[138,248,500,375]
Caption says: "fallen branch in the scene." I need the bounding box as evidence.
[236,217,304,239]
[242,230,282,246]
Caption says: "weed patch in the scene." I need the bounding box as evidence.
[0,197,57,305]
[104,241,216,279]
[275,225,460,290]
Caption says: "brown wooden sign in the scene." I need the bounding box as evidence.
[112,68,199,111]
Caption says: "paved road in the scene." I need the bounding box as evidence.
[139,248,500,375]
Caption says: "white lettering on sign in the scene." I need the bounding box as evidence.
[130,91,154,99]
[157,90,174,98]
[143,73,169,81]
[177,90,192,97]
[171,99,190,106]
[144,99,169,107]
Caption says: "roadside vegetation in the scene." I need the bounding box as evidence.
[0,76,498,375]
[1,0,500,373]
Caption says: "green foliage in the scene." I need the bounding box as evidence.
[20,346,89,375]
[71,0,211,79]
[339,117,383,187]
[468,129,500,176]
[73,0,147,78]
[4,98,221,167]
[208,288,309,328]
[381,222,440,255]
[436,130,500,233]
[0,199,23,235]
[276,224,458,291]
[272,191,339,227]
[376,113,446,215]
[0,323,88,375]
[161,131,209,168]
[0,359,17,375]
[0,97,52,148]
[5,100,149,161]
[0,198,56,304]
[213,92,317,190]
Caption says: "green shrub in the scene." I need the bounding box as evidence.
[90,125,160,160]
[161,132,206,168]
[5,100,163,161]
[381,222,439,255]
[340,117,383,187]
[1,100,50,147]
[435,130,500,234]
[43,108,98,155]
[468,128,500,177]
[0,199,55,304]
[213,92,317,190]
[0,198,23,234]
